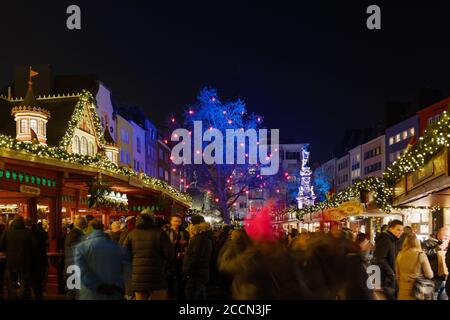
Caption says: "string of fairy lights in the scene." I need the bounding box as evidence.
[292,109,450,219]
[0,90,191,205]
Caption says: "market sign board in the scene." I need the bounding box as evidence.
[20,185,40,196]
[322,208,346,221]
[406,149,448,192]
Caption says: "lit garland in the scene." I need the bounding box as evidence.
[383,109,450,184]
[291,108,450,220]
[59,90,106,150]
[0,91,192,205]
[291,176,393,218]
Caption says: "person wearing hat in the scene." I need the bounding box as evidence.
[182,215,213,300]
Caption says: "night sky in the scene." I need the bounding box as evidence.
[2,1,450,163]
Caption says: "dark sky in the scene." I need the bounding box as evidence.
[2,0,450,163]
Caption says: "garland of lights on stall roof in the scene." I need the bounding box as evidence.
[291,176,393,219]
[383,109,450,184]
[292,108,450,220]
[0,91,191,205]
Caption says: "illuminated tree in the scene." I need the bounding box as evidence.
[168,87,266,224]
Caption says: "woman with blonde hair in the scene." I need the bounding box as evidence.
[395,233,433,300]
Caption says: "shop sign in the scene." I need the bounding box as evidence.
[394,179,406,197]
[20,185,40,196]
[323,208,346,221]
[412,160,433,185]
[339,200,363,215]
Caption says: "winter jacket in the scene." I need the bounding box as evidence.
[182,223,213,285]
[395,249,433,300]
[0,218,35,273]
[64,227,85,273]
[75,230,131,300]
[422,236,445,280]
[124,219,174,291]
[374,231,400,279]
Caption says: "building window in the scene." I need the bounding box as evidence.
[165,170,169,181]
[137,137,141,154]
[20,119,27,134]
[159,148,163,160]
[402,131,408,140]
[389,136,394,145]
[410,127,415,136]
[396,134,401,143]
[73,136,80,154]
[81,137,88,155]
[159,167,164,178]
[38,121,44,136]
[121,128,129,144]
[106,151,113,162]
[30,119,37,134]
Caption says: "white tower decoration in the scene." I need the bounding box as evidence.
[297,145,316,209]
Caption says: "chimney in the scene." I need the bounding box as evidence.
[7,86,11,99]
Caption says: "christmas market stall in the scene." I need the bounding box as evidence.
[0,77,191,293]
[385,110,450,239]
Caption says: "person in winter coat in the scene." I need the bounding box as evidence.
[25,218,48,300]
[182,215,213,300]
[0,222,6,300]
[163,214,189,299]
[396,233,433,300]
[422,227,450,300]
[0,215,35,299]
[124,212,173,300]
[75,219,131,300]
[373,219,404,300]
[64,215,87,300]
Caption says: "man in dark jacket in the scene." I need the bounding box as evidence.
[64,216,87,300]
[373,219,403,300]
[163,214,189,299]
[0,216,35,299]
[422,227,450,300]
[25,218,48,300]
[182,215,213,300]
[124,212,173,300]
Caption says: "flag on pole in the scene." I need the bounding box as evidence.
[29,66,39,82]
[30,128,39,144]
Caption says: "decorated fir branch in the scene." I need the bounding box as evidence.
[291,176,393,218]
[59,90,107,150]
[383,109,450,184]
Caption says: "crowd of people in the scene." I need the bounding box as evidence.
[0,211,449,300]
